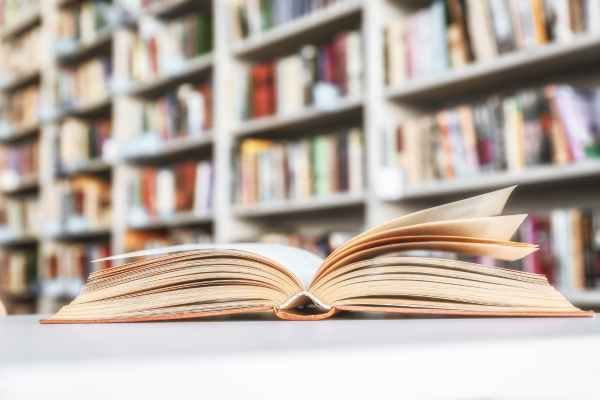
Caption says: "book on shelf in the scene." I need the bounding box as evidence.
[238,29,362,119]
[385,83,600,187]
[58,56,112,109]
[0,0,39,31]
[0,24,40,82]
[54,176,112,231]
[258,230,357,258]
[128,160,213,222]
[0,249,37,298]
[41,242,112,299]
[0,84,40,132]
[118,11,212,83]
[520,208,600,291]
[235,128,363,206]
[42,186,594,323]
[56,0,118,51]
[3,195,39,237]
[232,0,345,40]
[125,228,212,252]
[0,140,39,188]
[58,116,113,170]
[386,0,600,85]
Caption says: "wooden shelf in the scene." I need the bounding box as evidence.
[124,54,213,98]
[387,162,600,201]
[59,96,112,119]
[234,192,365,218]
[386,34,600,103]
[1,9,41,40]
[59,159,113,177]
[0,69,41,93]
[127,212,213,230]
[232,0,363,60]
[122,134,213,164]
[233,98,363,138]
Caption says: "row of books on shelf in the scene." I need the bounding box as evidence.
[386,0,600,85]
[0,140,38,188]
[386,84,600,185]
[0,25,40,82]
[41,242,112,298]
[58,116,113,171]
[58,56,112,109]
[125,228,211,252]
[0,250,36,299]
[56,0,120,53]
[235,128,363,206]
[0,195,38,238]
[128,160,213,222]
[0,0,39,32]
[54,176,112,232]
[233,0,345,39]
[0,83,40,132]
[123,82,212,147]
[238,29,362,119]
[117,11,212,84]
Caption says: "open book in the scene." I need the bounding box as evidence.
[42,187,592,323]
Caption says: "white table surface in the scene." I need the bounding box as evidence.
[1,314,599,399]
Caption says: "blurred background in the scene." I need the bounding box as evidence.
[0,0,599,315]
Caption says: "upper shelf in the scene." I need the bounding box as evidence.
[384,161,600,201]
[127,211,213,230]
[122,54,213,98]
[55,30,113,64]
[233,97,363,138]
[232,0,363,60]
[0,69,40,93]
[386,34,600,103]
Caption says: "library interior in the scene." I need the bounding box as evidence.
[1,0,600,398]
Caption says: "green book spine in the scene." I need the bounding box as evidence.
[196,14,213,55]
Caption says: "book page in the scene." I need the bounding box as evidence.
[94,243,324,288]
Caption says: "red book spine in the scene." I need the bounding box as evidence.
[251,63,276,118]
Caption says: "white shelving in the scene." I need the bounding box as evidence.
[0,0,598,311]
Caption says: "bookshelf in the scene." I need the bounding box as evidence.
[0,0,600,314]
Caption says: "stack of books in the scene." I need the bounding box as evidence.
[0,25,40,81]
[0,140,39,184]
[125,228,212,252]
[121,11,212,83]
[58,116,112,170]
[0,250,37,297]
[386,84,600,185]
[1,84,40,131]
[128,160,213,220]
[0,0,39,30]
[238,29,362,119]
[233,0,345,39]
[58,56,112,109]
[386,0,600,85]
[3,195,39,237]
[235,129,363,206]
[55,176,112,230]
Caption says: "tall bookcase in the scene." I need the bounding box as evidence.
[1,0,600,313]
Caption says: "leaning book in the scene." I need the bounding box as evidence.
[42,187,593,323]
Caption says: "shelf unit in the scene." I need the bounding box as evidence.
[0,0,598,312]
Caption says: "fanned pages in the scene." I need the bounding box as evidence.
[42,187,593,323]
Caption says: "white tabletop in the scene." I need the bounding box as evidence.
[1,314,599,399]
